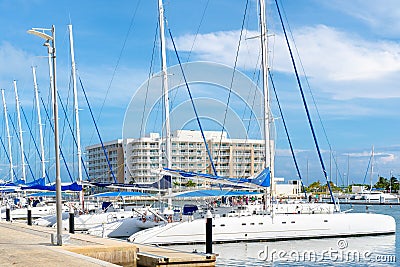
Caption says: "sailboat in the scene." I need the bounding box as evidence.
[351,146,398,202]
[127,0,395,245]
[75,0,176,237]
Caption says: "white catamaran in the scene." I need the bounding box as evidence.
[128,0,396,245]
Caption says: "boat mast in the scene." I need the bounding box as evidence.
[158,0,172,208]
[32,67,46,180]
[259,0,273,199]
[68,24,84,209]
[13,80,26,182]
[1,89,13,182]
[370,145,374,193]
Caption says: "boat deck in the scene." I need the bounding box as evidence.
[0,220,216,266]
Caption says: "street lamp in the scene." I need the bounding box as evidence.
[27,26,62,246]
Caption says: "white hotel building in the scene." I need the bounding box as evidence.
[86,130,266,184]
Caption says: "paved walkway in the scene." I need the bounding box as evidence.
[0,221,120,267]
[0,220,216,267]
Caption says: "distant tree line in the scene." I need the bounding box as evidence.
[304,176,399,193]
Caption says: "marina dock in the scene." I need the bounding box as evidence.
[0,220,216,267]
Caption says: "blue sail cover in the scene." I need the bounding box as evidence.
[21,180,82,192]
[250,168,270,187]
[20,178,46,189]
[0,178,27,187]
[164,167,271,188]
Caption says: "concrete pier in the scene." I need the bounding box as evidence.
[0,221,216,267]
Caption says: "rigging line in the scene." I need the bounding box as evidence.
[57,90,90,182]
[140,22,159,138]
[362,151,373,185]
[19,105,50,181]
[274,0,336,205]
[217,0,249,166]
[168,28,218,176]
[241,51,261,139]
[45,81,52,178]
[185,0,209,63]
[169,0,210,109]
[60,76,72,145]
[30,93,37,174]
[7,114,35,181]
[0,136,18,181]
[269,71,307,198]
[79,77,117,184]
[64,74,75,176]
[242,65,261,178]
[39,96,74,183]
[89,0,142,145]
[234,55,261,179]
[278,0,345,186]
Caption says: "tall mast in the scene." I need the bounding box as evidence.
[259,1,273,186]
[158,0,172,207]
[32,67,46,179]
[13,80,26,182]
[1,89,13,182]
[68,24,84,209]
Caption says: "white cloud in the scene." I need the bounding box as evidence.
[326,0,400,37]
[76,65,147,108]
[282,25,400,81]
[0,40,145,111]
[171,25,400,101]
[0,42,34,84]
[169,30,261,71]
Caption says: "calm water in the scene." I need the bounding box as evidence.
[171,204,399,266]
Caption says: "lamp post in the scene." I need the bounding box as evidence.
[27,26,62,245]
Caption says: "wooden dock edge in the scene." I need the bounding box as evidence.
[136,250,216,267]
[65,245,138,266]
[65,244,217,267]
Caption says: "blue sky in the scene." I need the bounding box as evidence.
[1,0,400,186]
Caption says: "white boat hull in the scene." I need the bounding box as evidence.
[88,217,141,238]
[88,215,164,238]
[1,205,69,220]
[33,212,70,226]
[128,212,395,245]
[58,210,134,231]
